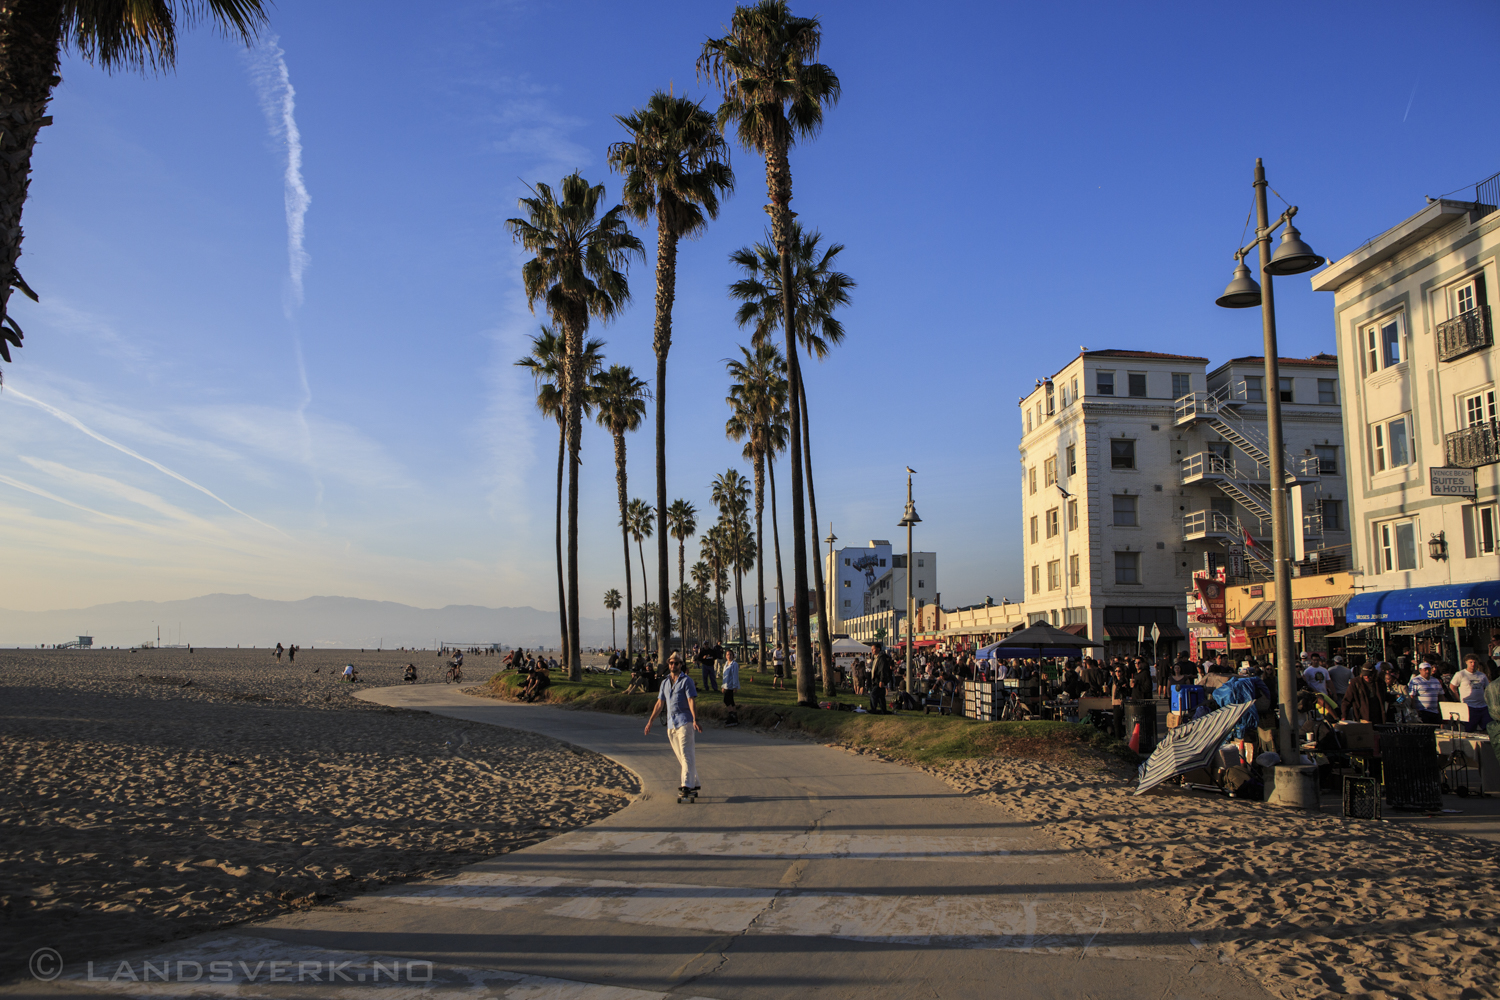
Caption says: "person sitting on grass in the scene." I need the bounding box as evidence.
[522,661,552,702]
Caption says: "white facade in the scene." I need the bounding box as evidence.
[1312,187,1500,587]
[1017,348,1348,656]
[824,540,893,633]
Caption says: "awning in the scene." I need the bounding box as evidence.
[1392,621,1446,637]
[1239,598,1345,628]
[1348,580,1500,623]
[1243,602,1276,623]
[1061,623,1089,636]
[1102,624,1183,639]
[1324,622,1376,639]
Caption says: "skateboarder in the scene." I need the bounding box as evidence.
[644,652,702,797]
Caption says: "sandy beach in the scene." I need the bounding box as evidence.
[938,753,1499,1000]
[0,647,637,984]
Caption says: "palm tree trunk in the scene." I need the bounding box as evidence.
[636,538,651,653]
[653,226,677,668]
[767,458,789,675]
[564,315,583,682]
[610,610,616,650]
[754,454,767,672]
[555,424,569,664]
[733,545,747,658]
[614,430,633,662]
[0,3,62,350]
[799,375,837,695]
[677,539,687,658]
[766,143,813,706]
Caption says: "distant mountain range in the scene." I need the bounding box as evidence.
[0,594,610,650]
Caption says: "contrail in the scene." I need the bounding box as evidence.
[1402,81,1417,123]
[2,388,285,535]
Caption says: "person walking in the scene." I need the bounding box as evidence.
[868,642,893,714]
[1452,654,1491,733]
[1406,660,1444,724]
[644,652,702,797]
[698,641,721,694]
[722,647,741,726]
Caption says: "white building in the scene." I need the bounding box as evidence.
[823,539,936,635]
[1017,348,1347,659]
[1311,177,1500,654]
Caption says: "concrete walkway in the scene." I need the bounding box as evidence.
[15,686,1275,1000]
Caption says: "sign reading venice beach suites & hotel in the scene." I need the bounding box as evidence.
[1430,466,1477,497]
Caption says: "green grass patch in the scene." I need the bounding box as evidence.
[477,669,1139,773]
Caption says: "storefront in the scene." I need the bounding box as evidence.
[1236,594,1352,660]
[1347,580,1500,664]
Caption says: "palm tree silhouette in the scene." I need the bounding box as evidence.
[603,589,622,650]
[625,498,656,651]
[726,342,789,671]
[594,364,650,661]
[666,499,698,654]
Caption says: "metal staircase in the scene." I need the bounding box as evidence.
[1176,381,1323,571]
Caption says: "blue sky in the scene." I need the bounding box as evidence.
[2,0,1497,613]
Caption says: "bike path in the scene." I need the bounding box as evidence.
[13,685,1274,1000]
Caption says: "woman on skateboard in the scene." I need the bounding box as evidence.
[644,652,702,799]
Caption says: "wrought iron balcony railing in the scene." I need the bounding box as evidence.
[1436,305,1492,362]
[1446,420,1500,469]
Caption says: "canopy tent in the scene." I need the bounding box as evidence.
[830,637,872,657]
[976,622,1103,659]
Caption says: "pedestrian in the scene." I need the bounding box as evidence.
[1301,655,1330,696]
[1451,654,1491,733]
[868,642,893,714]
[698,641,720,694]
[287,644,297,664]
[722,647,741,726]
[1327,655,1351,701]
[1341,665,1386,724]
[643,652,702,798]
[1406,660,1444,724]
[275,642,284,662]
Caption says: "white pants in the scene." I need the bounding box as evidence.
[668,723,698,789]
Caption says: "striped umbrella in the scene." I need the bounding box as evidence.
[1133,701,1253,796]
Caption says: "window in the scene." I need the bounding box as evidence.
[1244,376,1264,402]
[918,580,925,589]
[1065,444,1076,476]
[1069,553,1080,586]
[1028,467,1037,494]
[1372,417,1410,472]
[1321,499,1343,532]
[1128,372,1147,397]
[1466,504,1498,557]
[1026,409,1033,433]
[1112,494,1138,526]
[1111,439,1136,469]
[1060,384,1069,407]
[1044,456,1057,486]
[843,579,851,587]
[917,599,925,610]
[880,559,886,567]
[1031,564,1041,594]
[1071,376,1078,401]
[1097,371,1115,395]
[1314,444,1339,475]
[1211,496,1235,516]
[1172,372,1192,398]
[1046,507,1059,538]
[843,599,850,608]
[1318,379,1338,404]
[917,558,925,567]
[1030,515,1038,544]
[1363,315,1403,374]
[1035,403,1043,426]
[1046,560,1061,591]
[1376,520,1418,572]
[1449,274,1486,317]
[1114,551,1140,585]
[843,557,850,566]
[1278,377,1293,403]
[1462,389,1497,428]
[1067,498,1078,530]
[1046,384,1055,415]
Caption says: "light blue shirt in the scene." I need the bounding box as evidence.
[722,660,739,690]
[659,673,698,729]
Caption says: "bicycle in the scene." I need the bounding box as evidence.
[445,662,463,684]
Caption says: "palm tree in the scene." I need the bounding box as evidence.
[517,328,605,663]
[593,364,650,663]
[509,174,643,681]
[0,2,271,378]
[700,523,727,644]
[729,225,854,694]
[701,0,840,707]
[710,469,752,650]
[609,92,735,673]
[726,342,789,673]
[666,499,698,653]
[625,497,656,651]
[724,512,755,653]
[603,589,622,649]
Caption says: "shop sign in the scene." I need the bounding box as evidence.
[1229,627,1249,649]
[1192,577,1226,625]
[1292,606,1335,628]
[1430,466,1476,498]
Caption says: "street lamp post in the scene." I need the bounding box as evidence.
[1215,157,1325,809]
[897,467,921,693]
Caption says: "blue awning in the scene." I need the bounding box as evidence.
[1347,580,1500,623]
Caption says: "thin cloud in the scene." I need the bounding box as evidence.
[248,35,312,309]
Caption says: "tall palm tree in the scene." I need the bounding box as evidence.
[700,522,729,644]
[0,2,271,378]
[701,0,840,707]
[603,589,622,650]
[666,499,698,653]
[509,174,643,681]
[710,469,752,650]
[726,342,790,672]
[724,512,755,653]
[593,364,650,662]
[609,92,735,674]
[729,225,854,694]
[625,497,656,651]
[517,328,605,663]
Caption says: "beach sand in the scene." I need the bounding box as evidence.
[0,647,637,984]
[938,753,1499,1000]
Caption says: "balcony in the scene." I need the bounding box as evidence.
[1180,451,1233,484]
[1183,509,1237,541]
[1446,420,1500,469]
[1436,306,1492,362]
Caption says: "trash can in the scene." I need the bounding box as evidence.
[1373,723,1442,812]
[1122,700,1158,754]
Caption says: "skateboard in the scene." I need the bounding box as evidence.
[676,786,700,804]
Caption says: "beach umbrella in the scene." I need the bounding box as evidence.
[1133,701,1253,796]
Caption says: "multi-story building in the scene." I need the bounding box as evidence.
[1311,176,1500,657]
[822,539,936,635]
[1017,348,1347,659]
